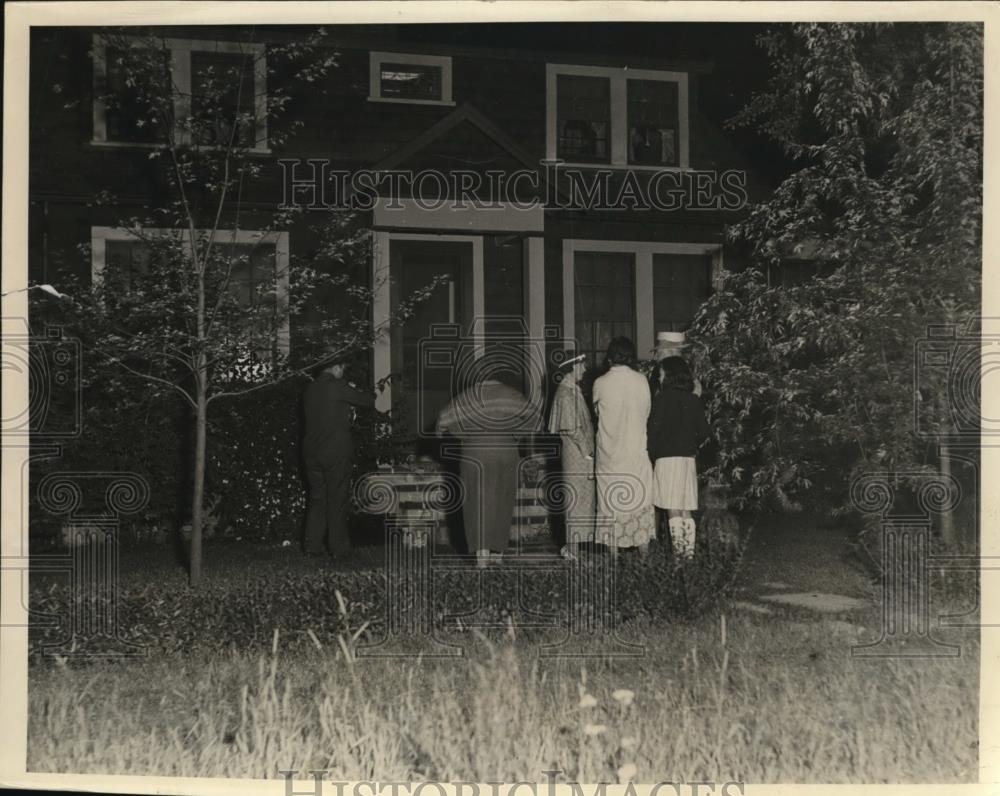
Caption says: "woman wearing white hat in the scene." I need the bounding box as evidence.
[547,352,596,559]
[652,331,702,397]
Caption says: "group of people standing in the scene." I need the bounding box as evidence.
[548,332,709,561]
[300,331,709,566]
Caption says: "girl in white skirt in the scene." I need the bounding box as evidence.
[647,356,710,558]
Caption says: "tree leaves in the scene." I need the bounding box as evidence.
[692,24,981,514]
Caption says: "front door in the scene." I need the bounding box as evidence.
[390,238,474,437]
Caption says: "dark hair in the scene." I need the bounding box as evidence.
[605,336,636,368]
[658,356,694,392]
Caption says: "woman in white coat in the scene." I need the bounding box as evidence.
[592,337,656,553]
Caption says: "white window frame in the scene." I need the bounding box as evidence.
[546,63,690,170]
[368,51,455,106]
[92,35,269,152]
[91,226,290,355]
[562,240,721,361]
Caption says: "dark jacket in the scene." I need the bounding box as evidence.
[302,373,375,462]
[647,387,710,460]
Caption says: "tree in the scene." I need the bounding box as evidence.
[689,23,982,542]
[49,28,442,583]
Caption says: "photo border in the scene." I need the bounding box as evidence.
[3,1,998,793]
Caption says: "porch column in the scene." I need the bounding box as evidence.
[635,251,654,362]
[523,235,545,407]
[373,231,392,413]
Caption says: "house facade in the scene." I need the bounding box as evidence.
[29,25,757,439]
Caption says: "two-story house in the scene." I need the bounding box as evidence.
[29,24,758,439]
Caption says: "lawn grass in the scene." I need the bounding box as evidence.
[28,609,978,783]
[28,519,980,783]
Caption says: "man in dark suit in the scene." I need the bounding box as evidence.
[302,358,375,558]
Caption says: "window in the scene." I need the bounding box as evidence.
[652,253,711,331]
[93,35,268,151]
[92,227,290,357]
[627,79,679,167]
[191,51,255,147]
[547,64,689,168]
[556,74,610,163]
[103,46,171,144]
[563,241,720,368]
[573,251,636,369]
[368,51,454,106]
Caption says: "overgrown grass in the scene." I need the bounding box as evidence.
[29,613,978,782]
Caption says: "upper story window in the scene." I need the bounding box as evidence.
[92,35,268,152]
[556,74,611,163]
[368,51,454,106]
[547,64,689,169]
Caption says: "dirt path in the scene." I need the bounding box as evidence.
[727,513,876,617]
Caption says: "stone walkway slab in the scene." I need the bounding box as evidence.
[759,592,868,612]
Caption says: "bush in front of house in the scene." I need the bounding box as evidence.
[28,539,742,664]
[29,386,190,548]
[206,377,309,541]
[29,370,411,546]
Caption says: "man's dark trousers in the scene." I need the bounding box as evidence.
[304,455,352,556]
[302,372,373,557]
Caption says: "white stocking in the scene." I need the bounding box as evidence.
[669,517,696,559]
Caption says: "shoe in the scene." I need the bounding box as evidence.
[560,545,579,561]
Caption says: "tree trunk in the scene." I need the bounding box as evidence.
[192,230,207,585]
[190,380,207,585]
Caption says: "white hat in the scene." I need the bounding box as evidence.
[653,331,687,358]
[557,352,587,370]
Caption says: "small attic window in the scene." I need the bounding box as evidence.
[369,51,454,106]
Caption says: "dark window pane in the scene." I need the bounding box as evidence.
[214,242,276,307]
[191,51,255,147]
[652,253,711,332]
[213,241,279,358]
[380,62,442,101]
[104,46,170,143]
[573,251,635,368]
[557,74,610,163]
[627,79,679,166]
[105,239,151,289]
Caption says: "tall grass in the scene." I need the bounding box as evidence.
[29,615,978,783]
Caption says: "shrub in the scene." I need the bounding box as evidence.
[28,543,743,665]
[206,378,308,541]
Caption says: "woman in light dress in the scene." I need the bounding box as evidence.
[547,353,595,560]
[592,337,656,553]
